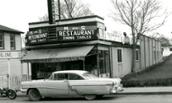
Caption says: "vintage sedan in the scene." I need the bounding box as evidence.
[21,70,123,101]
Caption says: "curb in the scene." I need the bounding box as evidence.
[117,87,172,95]
[16,92,27,97]
[118,92,172,95]
[17,95,27,97]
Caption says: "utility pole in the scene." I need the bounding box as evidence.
[47,0,56,24]
[58,0,61,20]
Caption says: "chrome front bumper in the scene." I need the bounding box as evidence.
[111,84,124,94]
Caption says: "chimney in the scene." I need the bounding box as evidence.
[47,0,56,24]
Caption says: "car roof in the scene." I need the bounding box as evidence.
[53,70,88,75]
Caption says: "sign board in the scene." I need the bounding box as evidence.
[26,26,98,45]
[57,26,97,41]
[0,51,21,59]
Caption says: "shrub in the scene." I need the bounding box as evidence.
[122,78,172,87]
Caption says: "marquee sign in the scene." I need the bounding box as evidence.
[26,26,98,45]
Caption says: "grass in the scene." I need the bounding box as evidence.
[122,55,172,87]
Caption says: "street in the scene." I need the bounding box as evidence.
[1,94,172,103]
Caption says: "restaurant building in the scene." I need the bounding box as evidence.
[22,16,139,79]
[22,15,162,80]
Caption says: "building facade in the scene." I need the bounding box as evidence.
[0,25,25,90]
[22,16,162,80]
[22,16,140,79]
[138,35,163,72]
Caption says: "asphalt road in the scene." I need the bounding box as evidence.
[1,94,172,103]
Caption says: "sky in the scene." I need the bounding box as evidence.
[0,0,172,38]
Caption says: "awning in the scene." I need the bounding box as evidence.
[22,46,94,63]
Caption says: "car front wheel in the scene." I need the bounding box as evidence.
[28,89,41,101]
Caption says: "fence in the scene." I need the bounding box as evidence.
[0,74,21,90]
[0,74,8,88]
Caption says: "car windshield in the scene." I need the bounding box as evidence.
[82,73,99,79]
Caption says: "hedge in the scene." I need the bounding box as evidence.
[122,78,172,87]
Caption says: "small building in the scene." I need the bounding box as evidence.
[0,24,25,90]
[162,45,172,57]
[22,16,162,80]
[135,34,163,72]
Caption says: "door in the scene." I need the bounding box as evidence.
[42,73,69,97]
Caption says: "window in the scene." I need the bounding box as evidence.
[0,33,4,49]
[54,73,68,80]
[99,50,110,76]
[83,73,98,79]
[117,49,122,62]
[10,34,15,50]
[68,73,84,80]
[53,73,84,80]
[135,50,139,61]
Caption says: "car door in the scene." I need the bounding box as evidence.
[42,73,69,97]
[68,73,108,95]
[67,73,85,96]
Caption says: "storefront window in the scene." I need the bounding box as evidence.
[0,32,4,49]
[31,61,83,80]
[61,61,82,70]
[99,50,110,77]
[85,54,97,74]
[31,63,61,79]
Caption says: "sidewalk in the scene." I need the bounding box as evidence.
[119,87,172,94]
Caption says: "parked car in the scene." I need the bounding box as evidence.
[21,70,123,101]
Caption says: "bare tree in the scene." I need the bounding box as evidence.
[152,33,171,46]
[40,0,93,21]
[62,0,93,18]
[111,0,168,72]
[39,14,49,21]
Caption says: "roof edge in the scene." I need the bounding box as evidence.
[0,24,24,34]
[29,15,104,25]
